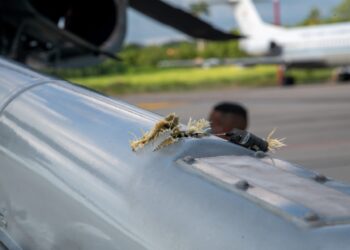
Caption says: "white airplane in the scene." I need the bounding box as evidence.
[230,0,350,83]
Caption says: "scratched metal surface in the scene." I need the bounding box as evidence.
[178,155,350,227]
[0,57,52,111]
[0,57,350,249]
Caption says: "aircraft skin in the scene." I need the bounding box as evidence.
[231,0,350,67]
[1,1,350,249]
[1,57,350,249]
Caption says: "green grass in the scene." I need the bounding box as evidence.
[69,66,333,95]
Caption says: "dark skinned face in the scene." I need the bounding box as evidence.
[209,111,247,138]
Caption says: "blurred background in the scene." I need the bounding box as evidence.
[51,0,350,93]
[49,0,350,183]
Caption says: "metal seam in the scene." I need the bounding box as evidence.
[0,228,23,250]
[0,80,54,116]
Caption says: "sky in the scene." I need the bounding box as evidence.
[125,0,344,44]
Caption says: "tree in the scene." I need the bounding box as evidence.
[331,0,350,22]
[301,7,322,26]
[189,1,210,53]
[189,1,209,17]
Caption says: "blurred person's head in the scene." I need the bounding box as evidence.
[209,102,248,135]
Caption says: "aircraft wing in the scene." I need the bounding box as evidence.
[128,0,242,40]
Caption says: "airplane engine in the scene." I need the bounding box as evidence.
[1,57,350,249]
[0,0,127,67]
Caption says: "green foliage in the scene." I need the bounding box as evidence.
[198,40,246,58]
[44,59,127,79]
[124,40,247,67]
[330,0,350,22]
[121,44,167,69]
[299,0,350,26]
[300,7,322,26]
[70,66,332,96]
[189,1,209,16]
[51,0,348,83]
[49,39,247,79]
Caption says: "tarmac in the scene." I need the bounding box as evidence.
[120,83,350,183]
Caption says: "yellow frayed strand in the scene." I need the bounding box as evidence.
[266,128,286,152]
[130,113,179,151]
[186,117,210,134]
[131,113,210,151]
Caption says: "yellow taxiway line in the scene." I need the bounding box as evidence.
[136,101,185,111]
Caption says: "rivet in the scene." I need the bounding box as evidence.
[254,151,266,158]
[183,156,196,165]
[314,174,328,183]
[304,212,319,222]
[235,180,250,191]
[0,214,7,229]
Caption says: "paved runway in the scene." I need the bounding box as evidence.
[120,83,350,183]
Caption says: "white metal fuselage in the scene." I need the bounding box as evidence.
[232,0,350,67]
